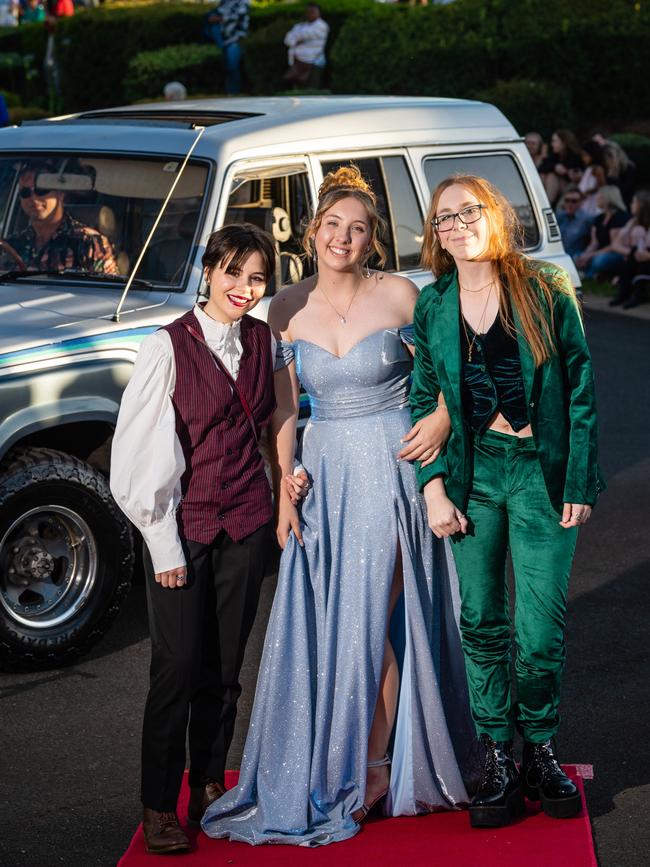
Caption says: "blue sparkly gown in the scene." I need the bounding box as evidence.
[201,327,479,847]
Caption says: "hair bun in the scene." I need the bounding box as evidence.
[318,164,376,203]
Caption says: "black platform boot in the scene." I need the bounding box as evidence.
[469,735,526,828]
[521,740,582,819]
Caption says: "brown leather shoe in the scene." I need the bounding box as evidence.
[142,807,190,854]
[187,780,226,825]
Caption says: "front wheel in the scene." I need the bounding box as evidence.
[0,447,133,670]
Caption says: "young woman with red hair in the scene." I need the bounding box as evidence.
[412,174,604,829]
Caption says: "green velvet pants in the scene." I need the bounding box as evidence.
[450,430,578,743]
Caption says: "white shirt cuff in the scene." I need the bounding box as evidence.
[140,515,186,574]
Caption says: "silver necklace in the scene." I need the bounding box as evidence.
[318,279,362,325]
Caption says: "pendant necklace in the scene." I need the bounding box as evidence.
[318,278,363,325]
[460,284,494,362]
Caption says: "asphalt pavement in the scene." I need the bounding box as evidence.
[1,302,648,867]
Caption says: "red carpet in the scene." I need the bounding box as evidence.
[118,766,597,867]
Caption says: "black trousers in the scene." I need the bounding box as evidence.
[140,522,271,811]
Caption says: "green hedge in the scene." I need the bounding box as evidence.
[56,0,374,111]
[124,43,222,102]
[55,5,207,111]
[471,80,576,138]
[330,0,650,137]
[1,0,648,137]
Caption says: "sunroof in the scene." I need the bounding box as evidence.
[72,109,262,127]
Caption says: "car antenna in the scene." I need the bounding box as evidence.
[112,125,206,322]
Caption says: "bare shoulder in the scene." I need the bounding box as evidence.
[371,271,419,317]
[268,279,313,336]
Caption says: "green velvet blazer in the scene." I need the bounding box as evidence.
[411,264,605,512]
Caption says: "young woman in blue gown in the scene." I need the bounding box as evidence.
[201,166,480,846]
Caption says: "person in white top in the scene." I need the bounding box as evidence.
[283,3,329,88]
[110,224,283,855]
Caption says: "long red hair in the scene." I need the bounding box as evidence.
[422,174,574,367]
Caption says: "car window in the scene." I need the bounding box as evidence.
[321,156,424,272]
[423,154,540,249]
[223,168,312,294]
[381,156,423,271]
[0,154,210,287]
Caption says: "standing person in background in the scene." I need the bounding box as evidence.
[48,0,73,15]
[21,0,46,23]
[413,174,603,829]
[110,224,278,855]
[283,3,329,89]
[205,0,249,95]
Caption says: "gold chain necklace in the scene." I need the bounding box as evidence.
[460,284,494,362]
[318,279,363,326]
[460,278,496,294]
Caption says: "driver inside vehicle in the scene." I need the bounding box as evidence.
[3,161,119,275]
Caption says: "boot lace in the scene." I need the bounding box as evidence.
[158,812,180,830]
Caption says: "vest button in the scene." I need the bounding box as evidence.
[218,513,225,521]
[226,448,233,455]
[226,417,234,426]
[222,482,230,489]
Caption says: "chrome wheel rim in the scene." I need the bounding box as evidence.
[0,506,98,629]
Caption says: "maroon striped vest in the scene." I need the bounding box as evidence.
[163,309,275,544]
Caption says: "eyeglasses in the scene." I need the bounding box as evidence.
[431,204,486,231]
[563,197,581,204]
[19,186,53,200]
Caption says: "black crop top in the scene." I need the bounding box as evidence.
[460,312,529,434]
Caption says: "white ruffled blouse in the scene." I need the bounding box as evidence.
[110,305,275,574]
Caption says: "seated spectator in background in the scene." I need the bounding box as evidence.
[603,141,637,207]
[4,161,118,274]
[539,128,583,206]
[556,187,593,258]
[576,185,629,279]
[578,141,607,217]
[609,189,650,308]
[283,3,329,88]
[524,131,547,171]
[21,0,45,23]
[163,81,187,101]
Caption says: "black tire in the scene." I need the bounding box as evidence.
[0,447,133,671]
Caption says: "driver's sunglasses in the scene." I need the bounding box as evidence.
[19,185,53,199]
[432,204,486,231]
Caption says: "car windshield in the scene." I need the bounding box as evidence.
[0,154,209,288]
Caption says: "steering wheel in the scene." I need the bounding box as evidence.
[0,239,27,271]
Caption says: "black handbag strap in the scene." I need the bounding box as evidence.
[182,322,258,444]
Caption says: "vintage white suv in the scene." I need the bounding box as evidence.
[0,96,575,669]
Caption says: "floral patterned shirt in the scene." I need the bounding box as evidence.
[8,213,119,275]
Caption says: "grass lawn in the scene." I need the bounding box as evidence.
[579,277,616,297]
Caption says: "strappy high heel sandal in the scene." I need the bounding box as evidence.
[352,755,391,824]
